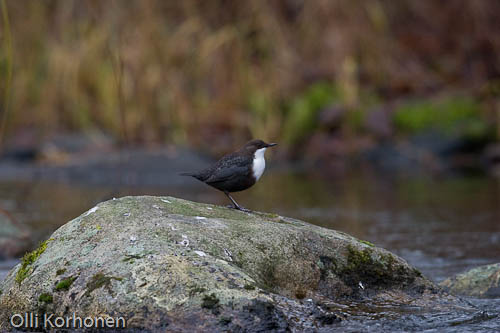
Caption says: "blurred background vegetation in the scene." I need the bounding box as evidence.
[1,0,500,159]
[1,1,500,292]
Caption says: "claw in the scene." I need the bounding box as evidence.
[234,206,251,212]
[223,191,251,212]
[225,203,251,212]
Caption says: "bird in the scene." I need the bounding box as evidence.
[180,139,277,211]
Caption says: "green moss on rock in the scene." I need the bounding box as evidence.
[201,293,220,311]
[337,245,416,291]
[122,254,142,262]
[56,268,66,276]
[38,293,53,303]
[54,276,77,291]
[359,239,374,247]
[189,286,207,295]
[219,316,232,325]
[15,239,53,284]
[85,273,123,296]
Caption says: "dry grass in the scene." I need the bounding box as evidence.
[0,1,499,150]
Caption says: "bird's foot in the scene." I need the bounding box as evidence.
[226,204,251,212]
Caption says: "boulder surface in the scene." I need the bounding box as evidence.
[440,263,500,298]
[0,196,469,331]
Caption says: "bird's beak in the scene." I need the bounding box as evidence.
[267,143,278,147]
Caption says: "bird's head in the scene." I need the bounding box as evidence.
[241,139,277,155]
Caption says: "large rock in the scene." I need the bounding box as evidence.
[0,196,468,331]
[440,263,500,298]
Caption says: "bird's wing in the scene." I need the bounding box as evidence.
[204,154,251,184]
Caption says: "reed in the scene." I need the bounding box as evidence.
[0,1,497,151]
[0,0,12,149]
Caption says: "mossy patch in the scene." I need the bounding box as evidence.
[359,239,374,247]
[201,293,220,314]
[413,267,423,278]
[337,245,415,291]
[254,255,280,291]
[56,268,66,276]
[244,284,256,290]
[318,256,337,281]
[122,251,154,263]
[85,273,123,296]
[122,254,143,263]
[393,96,489,139]
[38,293,53,303]
[55,276,77,291]
[15,239,53,284]
[189,286,207,295]
[219,316,232,325]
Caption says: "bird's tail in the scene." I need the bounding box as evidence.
[179,171,204,181]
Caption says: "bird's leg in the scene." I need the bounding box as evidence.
[224,192,242,210]
[224,192,250,212]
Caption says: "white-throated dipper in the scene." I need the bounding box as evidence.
[180,139,277,211]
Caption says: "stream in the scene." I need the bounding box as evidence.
[0,153,499,331]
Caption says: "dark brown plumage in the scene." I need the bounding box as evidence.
[180,139,277,211]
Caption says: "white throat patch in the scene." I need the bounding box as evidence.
[252,148,267,181]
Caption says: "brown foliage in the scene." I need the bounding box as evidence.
[1,0,499,147]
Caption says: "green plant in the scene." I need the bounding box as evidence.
[393,97,487,137]
[283,82,339,144]
[15,239,52,284]
[54,276,77,291]
[38,292,53,303]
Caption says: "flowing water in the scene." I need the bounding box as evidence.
[0,166,499,331]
